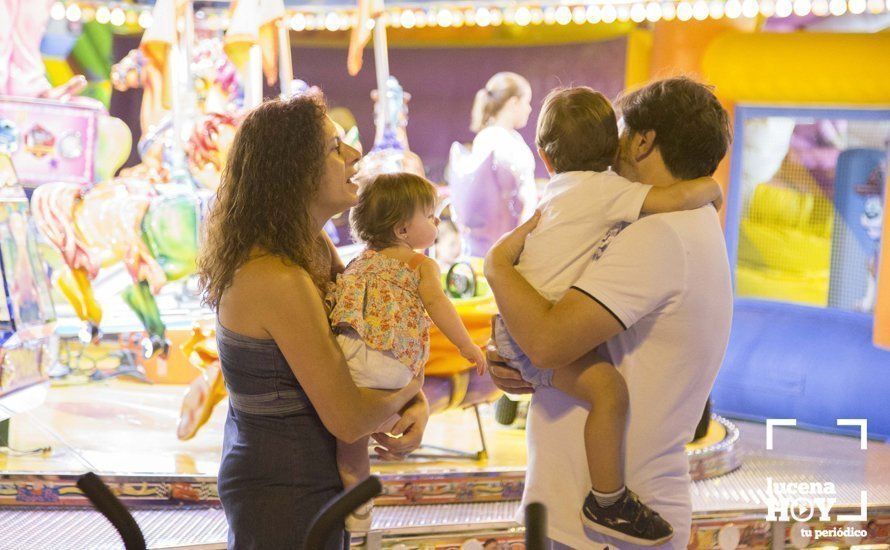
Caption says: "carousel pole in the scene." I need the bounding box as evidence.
[278,17,294,97]
[372,0,390,147]
[168,0,197,184]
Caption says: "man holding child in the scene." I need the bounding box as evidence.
[484,77,734,549]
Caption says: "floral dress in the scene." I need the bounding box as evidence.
[326,249,430,376]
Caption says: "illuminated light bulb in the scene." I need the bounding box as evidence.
[573,6,587,23]
[825,0,842,11]
[601,3,618,21]
[848,0,866,12]
[616,5,631,20]
[709,0,725,17]
[741,0,759,16]
[867,0,883,12]
[401,9,417,27]
[476,7,492,26]
[365,16,376,29]
[127,9,138,25]
[515,6,532,25]
[110,7,126,26]
[555,5,573,23]
[51,2,65,20]
[324,12,339,30]
[677,1,695,18]
[631,3,648,21]
[811,0,829,13]
[662,2,677,19]
[693,0,710,18]
[138,10,153,28]
[491,9,504,24]
[452,10,465,26]
[793,0,812,14]
[66,3,82,22]
[586,5,602,22]
[503,7,517,23]
[775,0,793,15]
[724,0,743,16]
[544,6,557,24]
[96,6,110,23]
[646,2,663,20]
[436,9,454,27]
[760,0,777,15]
[531,7,546,24]
[291,13,306,30]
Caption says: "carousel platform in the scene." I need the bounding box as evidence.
[1,381,889,549]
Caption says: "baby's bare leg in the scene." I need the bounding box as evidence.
[550,350,629,494]
[337,436,371,490]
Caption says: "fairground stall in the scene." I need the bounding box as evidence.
[0,0,888,548]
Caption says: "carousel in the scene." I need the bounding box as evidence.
[0,0,889,548]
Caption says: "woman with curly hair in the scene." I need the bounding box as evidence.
[198,94,429,549]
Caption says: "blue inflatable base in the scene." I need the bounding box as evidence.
[712,298,890,441]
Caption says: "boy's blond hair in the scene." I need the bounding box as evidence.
[535,86,618,173]
[350,172,438,249]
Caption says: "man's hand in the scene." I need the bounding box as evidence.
[371,391,429,460]
[486,341,534,395]
[484,211,541,280]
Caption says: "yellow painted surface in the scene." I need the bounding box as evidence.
[703,33,890,104]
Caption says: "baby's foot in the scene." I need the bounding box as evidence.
[581,488,673,546]
[345,501,373,533]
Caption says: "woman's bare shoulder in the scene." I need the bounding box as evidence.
[219,256,318,337]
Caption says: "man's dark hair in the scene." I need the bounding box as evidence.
[615,77,732,180]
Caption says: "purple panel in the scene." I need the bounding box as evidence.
[288,39,627,180]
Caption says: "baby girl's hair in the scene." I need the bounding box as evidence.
[471,72,531,133]
[350,172,438,249]
[536,86,618,173]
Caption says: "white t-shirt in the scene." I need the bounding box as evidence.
[516,170,651,302]
[520,207,733,549]
[473,126,538,222]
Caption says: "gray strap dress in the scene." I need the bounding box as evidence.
[216,322,349,549]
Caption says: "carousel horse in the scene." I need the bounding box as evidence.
[32,176,203,358]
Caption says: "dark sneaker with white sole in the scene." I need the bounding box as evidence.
[581,489,674,546]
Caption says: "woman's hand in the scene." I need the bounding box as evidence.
[371,391,429,460]
[483,210,541,281]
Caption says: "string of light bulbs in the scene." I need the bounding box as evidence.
[49,0,889,31]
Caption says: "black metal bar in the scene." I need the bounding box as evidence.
[525,501,547,550]
[304,475,382,550]
[76,472,146,550]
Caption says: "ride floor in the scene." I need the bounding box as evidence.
[2,380,890,549]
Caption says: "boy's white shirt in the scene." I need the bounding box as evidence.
[516,170,651,302]
[517,207,734,549]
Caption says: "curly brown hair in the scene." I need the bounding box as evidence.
[350,172,437,250]
[198,95,330,310]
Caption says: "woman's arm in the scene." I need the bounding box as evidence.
[262,262,420,443]
[372,391,429,459]
[641,177,723,214]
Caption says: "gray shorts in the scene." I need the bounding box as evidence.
[492,314,554,388]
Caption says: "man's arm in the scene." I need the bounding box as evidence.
[485,262,623,369]
[485,213,685,370]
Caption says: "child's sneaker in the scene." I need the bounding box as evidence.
[345,501,373,533]
[581,489,673,546]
